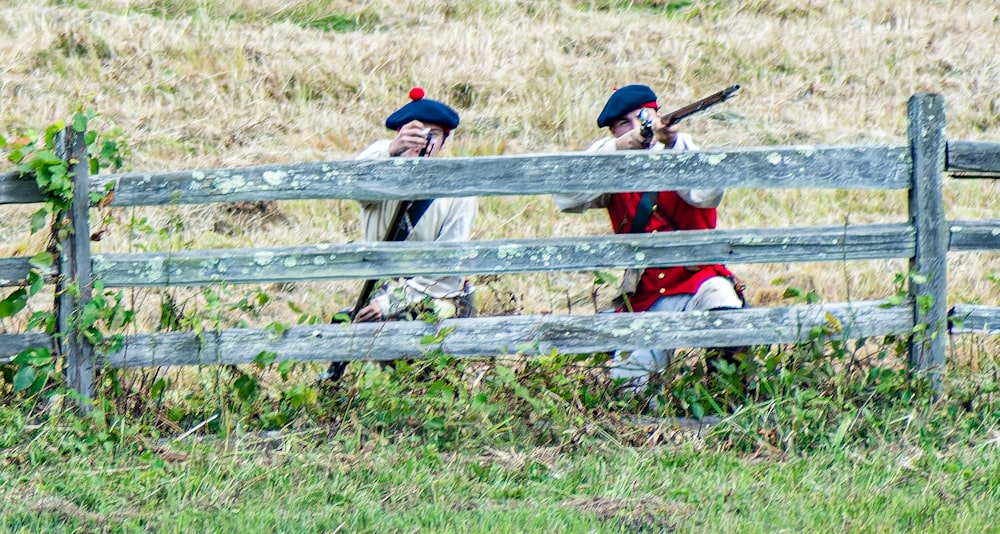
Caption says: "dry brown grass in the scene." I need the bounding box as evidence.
[1,0,999,331]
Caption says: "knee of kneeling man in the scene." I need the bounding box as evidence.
[687,276,743,311]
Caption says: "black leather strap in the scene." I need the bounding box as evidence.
[628,192,657,233]
[389,199,433,242]
[629,192,684,234]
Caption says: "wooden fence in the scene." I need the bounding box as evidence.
[1,93,999,402]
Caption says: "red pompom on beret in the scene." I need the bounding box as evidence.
[385,87,460,131]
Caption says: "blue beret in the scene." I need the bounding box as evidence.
[596,84,658,128]
[385,87,460,132]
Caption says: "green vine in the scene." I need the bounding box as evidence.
[1,108,130,397]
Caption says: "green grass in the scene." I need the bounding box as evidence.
[2,352,1000,531]
[3,420,1000,532]
[57,0,382,33]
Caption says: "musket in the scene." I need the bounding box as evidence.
[320,202,409,383]
[346,128,436,321]
[639,84,742,140]
[346,131,435,318]
[660,84,741,126]
[322,129,436,382]
[345,200,410,321]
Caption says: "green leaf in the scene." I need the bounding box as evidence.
[829,417,852,448]
[26,310,55,332]
[593,270,617,285]
[264,321,287,336]
[29,251,54,269]
[26,348,53,367]
[916,294,934,314]
[34,150,63,166]
[44,122,63,146]
[494,365,515,384]
[277,359,295,376]
[11,350,31,366]
[33,170,51,189]
[254,351,277,368]
[27,271,44,297]
[0,289,28,319]
[13,366,35,393]
[150,378,168,399]
[690,401,705,420]
[234,374,258,402]
[72,113,88,133]
[884,294,905,307]
[284,384,317,408]
[30,208,49,234]
[782,287,802,299]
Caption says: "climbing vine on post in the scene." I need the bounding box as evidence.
[1,108,130,406]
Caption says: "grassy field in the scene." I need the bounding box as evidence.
[4,423,1000,532]
[2,366,1000,533]
[3,0,1000,531]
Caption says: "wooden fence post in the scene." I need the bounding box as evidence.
[55,127,96,408]
[906,93,947,386]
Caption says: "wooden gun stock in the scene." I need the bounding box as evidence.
[321,200,412,382]
[662,84,741,126]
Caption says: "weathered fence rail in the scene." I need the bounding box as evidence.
[1,93,999,402]
[0,145,913,209]
[89,224,915,287]
[943,139,1000,335]
[98,300,913,369]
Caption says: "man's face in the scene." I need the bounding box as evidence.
[423,125,447,157]
[609,108,645,138]
[401,124,447,157]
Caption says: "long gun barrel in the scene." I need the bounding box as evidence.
[347,129,435,321]
[321,129,436,383]
[661,84,741,126]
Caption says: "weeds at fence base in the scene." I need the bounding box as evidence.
[2,338,999,458]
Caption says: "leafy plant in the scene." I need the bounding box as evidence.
[1,109,130,402]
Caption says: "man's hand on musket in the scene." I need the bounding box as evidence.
[610,107,681,150]
[613,126,651,150]
[389,121,444,157]
[652,113,681,148]
[354,301,383,322]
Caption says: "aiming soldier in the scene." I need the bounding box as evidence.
[323,87,476,382]
[553,84,747,392]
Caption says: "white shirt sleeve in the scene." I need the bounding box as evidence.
[354,140,392,210]
[551,138,616,212]
[553,133,724,211]
[660,134,725,208]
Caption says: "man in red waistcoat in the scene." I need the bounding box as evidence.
[554,84,746,392]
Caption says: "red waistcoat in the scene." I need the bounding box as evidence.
[606,191,732,312]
